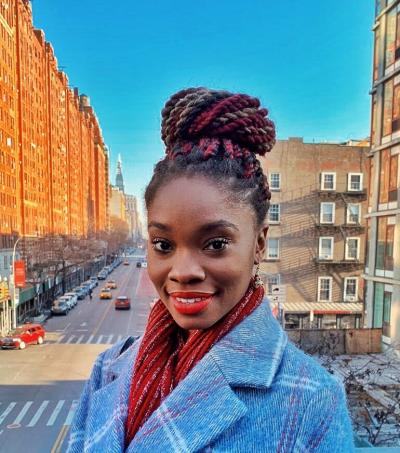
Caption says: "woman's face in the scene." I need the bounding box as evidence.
[147,176,268,330]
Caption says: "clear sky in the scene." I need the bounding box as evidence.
[32,1,374,215]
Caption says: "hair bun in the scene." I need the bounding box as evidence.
[161,87,276,156]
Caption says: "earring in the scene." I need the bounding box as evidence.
[254,264,264,288]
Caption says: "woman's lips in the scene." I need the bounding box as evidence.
[168,292,214,315]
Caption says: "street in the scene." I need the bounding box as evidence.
[0,256,157,453]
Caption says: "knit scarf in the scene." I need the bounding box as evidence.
[124,280,264,446]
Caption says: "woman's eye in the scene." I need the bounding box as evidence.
[204,238,230,251]
[152,239,172,253]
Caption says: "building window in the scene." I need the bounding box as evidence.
[373,283,392,337]
[376,216,395,272]
[383,80,394,136]
[270,173,280,191]
[265,274,281,294]
[344,277,358,302]
[347,204,361,224]
[347,173,363,191]
[320,172,336,191]
[318,277,332,302]
[268,204,280,223]
[345,237,360,260]
[389,153,398,202]
[320,202,335,224]
[385,7,397,68]
[267,238,279,260]
[318,237,334,260]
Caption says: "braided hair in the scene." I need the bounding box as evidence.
[145,87,276,226]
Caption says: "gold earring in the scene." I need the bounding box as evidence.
[254,264,263,288]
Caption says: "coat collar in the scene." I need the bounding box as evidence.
[91,299,287,453]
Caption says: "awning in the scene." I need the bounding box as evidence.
[271,301,364,315]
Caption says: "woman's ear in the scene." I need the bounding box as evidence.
[254,225,269,264]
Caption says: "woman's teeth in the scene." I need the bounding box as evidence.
[175,297,208,304]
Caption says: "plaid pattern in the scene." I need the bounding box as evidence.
[67,300,355,452]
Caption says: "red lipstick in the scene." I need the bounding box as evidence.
[169,291,214,315]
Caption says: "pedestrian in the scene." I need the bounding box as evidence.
[89,289,92,300]
[67,88,354,452]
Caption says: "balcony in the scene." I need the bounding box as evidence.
[317,189,367,201]
[316,222,365,233]
[314,257,364,269]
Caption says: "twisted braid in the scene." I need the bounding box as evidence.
[146,87,276,226]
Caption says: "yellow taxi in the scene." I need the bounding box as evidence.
[100,288,112,299]
[106,280,117,289]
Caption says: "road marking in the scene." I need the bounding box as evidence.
[62,323,71,332]
[86,334,94,344]
[51,424,70,453]
[46,400,65,426]
[106,334,113,344]
[75,335,85,344]
[64,400,78,426]
[56,335,65,344]
[96,335,104,344]
[116,334,123,343]
[0,402,16,425]
[12,401,33,425]
[26,400,49,427]
[65,335,75,344]
[80,322,87,327]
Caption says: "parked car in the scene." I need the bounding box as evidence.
[89,276,98,287]
[141,261,148,268]
[51,299,70,316]
[100,288,112,299]
[59,295,75,309]
[106,280,117,289]
[97,271,107,280]
[136,261,141,268]
[0,324,46,349]
[123,260,130,266]
[114,296,131,310]
[73,287,87,300]
[64,292,78,307]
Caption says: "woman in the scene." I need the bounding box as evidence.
[67,88,354,452]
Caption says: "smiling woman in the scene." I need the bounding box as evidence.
[67,88,355,453]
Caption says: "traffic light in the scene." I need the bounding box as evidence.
[0,282,9,300]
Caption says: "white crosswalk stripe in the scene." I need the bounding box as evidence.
[116,335,123,343]
[52,333,132,344]
[26,400,49,427]
[86,334,94,344]
[96,335,104,344]
[64,400,78,426]
[56,335,65,343]
[0,402,16,425]
[12,401,33,425]
[65,335,76,344]
[75,335,85,344]
[106,334,113,344]
[46,400,65,426]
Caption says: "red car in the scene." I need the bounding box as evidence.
[0,323,46,350]
[115,296,131,310]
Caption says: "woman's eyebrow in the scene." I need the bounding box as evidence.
[148,221,170,231]
[197,220,239,233]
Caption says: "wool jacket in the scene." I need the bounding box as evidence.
[67,300,355,452]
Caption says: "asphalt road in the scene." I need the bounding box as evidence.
[0,255,157,453]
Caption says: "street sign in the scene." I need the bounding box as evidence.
[14,261,26,288]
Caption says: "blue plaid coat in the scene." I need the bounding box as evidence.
[67,300,355,452]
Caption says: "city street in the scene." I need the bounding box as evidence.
[0,255,156,453]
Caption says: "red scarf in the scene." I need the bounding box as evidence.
[124,280,264,446]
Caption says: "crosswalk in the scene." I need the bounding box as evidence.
[0,399,78,429]
[50,333,125,345]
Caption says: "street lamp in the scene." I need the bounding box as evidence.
[11,236,22,329]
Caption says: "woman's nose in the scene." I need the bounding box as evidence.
[168,252,206,284]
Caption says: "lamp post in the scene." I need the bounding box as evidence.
[11,236,22,329]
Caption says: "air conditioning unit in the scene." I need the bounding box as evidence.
[321,254,331,260]
[345,296,357,302]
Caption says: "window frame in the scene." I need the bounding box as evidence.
[318,237,334,260]
[268,203,280,224]
[346,203,361,225]
[266,238,280,260]
[347,173,363,192]
[269,172,281,191]
[344,277,358,302]
[318,276,333,302]
[320,172,336,191]
[320,202,335,224]
[345,237,360,261]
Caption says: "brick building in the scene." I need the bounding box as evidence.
[366,0,400,346]
[0,0,110,334]
[259,138,369,330]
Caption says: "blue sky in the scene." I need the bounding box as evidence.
[33,1,374,212]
